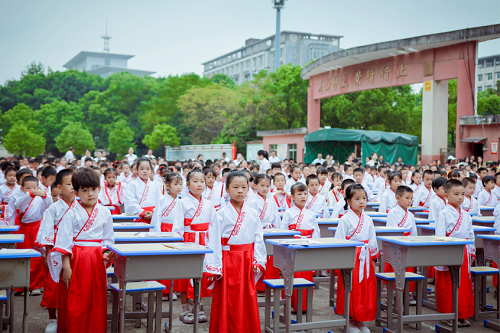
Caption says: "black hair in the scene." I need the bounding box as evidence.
[203,168,217,179]
[410,170,421,185]
[306,174,319,185]
[482,175,496,187]
[122,161,130,167]
[251,172,259,181]
[1,162,14,172]
[316,167,328,175]
[226,170,249,187]
[72,168,100,192]
[113,160,122,169]
[165,172,183,185]
[100,162,109,168]
[273,172,286,181]
[343,184,367,211]
[22,175,39,187]
[136,157,153,169]
[422,170,434,179]
[221,167,232,176]
[41,166,57,179]
[54,169,74,187]
[353,167,364,175]
[159,164,169,176]
[189,160,203,170]
[290,182,307,195]
[447,170,460,180]
[495,172,500,180]
[174,165,181,172]
[30,158,41,164]
[103,167,118,178]
[257,150,269,159]
[329,172,344,190]
[186,168,204,183]
[271,162,281,169]
[341,178,355,192]
[396,185,413,197]
[69,165,78,171]
[254,173,271,185]
[462,177,476,188]
[444,179,464,194]
[344,163,353,170]
[477,167,487,174]
[16,169,33,182]
[4,167,17,177]
[289,165,301,179]
[84,157,93,163]
[388,171,403,184]
[12,160,20,170]
[327,167,335,173]
[432,177,447,191]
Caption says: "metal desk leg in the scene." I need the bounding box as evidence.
[155,290,162,333]
[375,278,381,326]
[264,286,271,332]
[111,289,119,333]
[118,280,126,333]
[8,288,13,333]
[296,288,303,323]
[341,269,351,333]
[147,292,154,333]
[193,278,199,333]
[22,287,28,333]
[473,274,480,321]
[134,293,141,328]
[329,269,336,307]
[283,271,293,333]
[450,267,460,333]
[168,281,173,332]
[306,286,313,333]
[387,281,394,331]
[273,286,280,332]
[395,288,403,333]
[416,279,422,330]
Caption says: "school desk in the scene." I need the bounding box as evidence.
[267,237,363,333]
[408,206,426,213]
[0,226,19,234]
[315,218,340,238]
[370,217,434,228]
[365,211,388,218]
[415,211,429,219]
[0,249,41,333]
[0,234,24,249]
[480,206,495,217]
[472,216,495,227]
[113,232,183,244]
[366,202,381,212]
[477,235,500,330]
[113,222,154,233]
[377,236,473,333]
[112,214,141,222]
[108,243,213,333]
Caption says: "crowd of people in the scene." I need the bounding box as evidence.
[0,146,499,333]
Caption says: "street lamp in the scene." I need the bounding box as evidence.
[272,0,285,72]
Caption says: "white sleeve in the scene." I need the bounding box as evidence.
[53,210,75,255]
[15,192,32,209]
[123,183,142,215]
[466,214,476,255]
[280,211,291,230]
[102,211,115,249]
[494,206,500,235]
[378,193,387,213]
[334,217,348,239]
[327,191,335,208]
[203,209,222,276]
[321,199,331,218]
[269,200,281,229]
[253,215,267,272]
[367,218,379,258]
[386,209,397,228]
[435,211,447,237]
[311,215,321,238]
[37,207,55,246]
[409,214,418,236]
[150,197,163,233]
[428,200,438,221]
[331,201,343,218]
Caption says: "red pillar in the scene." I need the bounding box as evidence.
[307,86,320,133]
[456,41,476,159]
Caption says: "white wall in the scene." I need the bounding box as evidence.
[246,143,263,162]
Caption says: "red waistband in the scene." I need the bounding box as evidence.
[188,222,209,232]
[72,239,102,242]
[296,229,314,237]
[221,239,253,251]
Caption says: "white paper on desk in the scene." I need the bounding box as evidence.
[277,239,321,246]
[164,243,208,250]
[0,249,33,254]
[143,232,173,237]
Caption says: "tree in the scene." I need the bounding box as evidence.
[55,122,95,155]
[3,123,45,156]
[22,61,45,78]
[0,103,39,134]
[109,120,135,154]
[143,124,180,150]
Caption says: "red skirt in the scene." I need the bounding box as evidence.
[17,221,44,290]
[383,263,416,293]
[135,206,154,223]
[256,256,280,292]
[109,205,121,215]
[41,264,59,308]
[209,244,261,333]
[493,261,498,287]
[57,246,107,333]
[435,250,474,320]
[336,247,376,322]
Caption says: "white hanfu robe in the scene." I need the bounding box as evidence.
[378,189,397,213]
[203,184,224,211]
[387,205,418,236]
[248,193,281,229]
[478,189,498,207]
[305,193,330,218]
[318,180,331,197]
[414,185,433,209]
[409,182,421,193]
[284,177,300,193]
[428,196,447,222]
[36,197,77,248]
[272,192,291,210]
[331,198,348,218]
[123,177,161,219]
[0,184,19,225]
[327,188,343,208]
[494,204,500,234]
[492,185,500,203]
[462,195,479,215]
[150,194,184,234]
[359,183,376,202]
[475,180,484,196]
[98,182,125,211]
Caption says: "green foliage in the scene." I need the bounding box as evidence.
[210,73,236,88]
[0,103,39,134]
[3,123,46,156]
[477,81,500,115]
[109,120,135,154]
[55,122,95,155]
[142,124,180,149]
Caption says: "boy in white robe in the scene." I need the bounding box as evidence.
[413,170,434,209]
[477,175,498,207]
[428,177,447,221]
[462,177,480,215]
[305,174,331,218]
[353,168,375,202]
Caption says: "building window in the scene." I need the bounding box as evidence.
[270,144,278,152]
[487,73,493,80]
[259,56,264,67]
[478,86,483,92]
[288,144,297,161]
[104,58,110,66]
[253,58,257,70]
[497,72,500,79]
[290,34,297,42]
[246,60,250,70]
[486,85,492,89]
[478,74,483,81]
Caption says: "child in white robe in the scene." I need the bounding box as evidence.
[203,168,224,211]
[378,171,402,213]
[0,167,19,225]
[272,173,292,210]
[413,170,434,209]
[327,172,344,208]
[428,177,448,221]
[478,175,499,207]
[305,174,330,218]
[462,177,480,215]
[98,168,125,214]
[331,179,355,218]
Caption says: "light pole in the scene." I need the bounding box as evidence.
[273,0,285,72]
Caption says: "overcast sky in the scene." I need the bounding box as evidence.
[0,0,499,84]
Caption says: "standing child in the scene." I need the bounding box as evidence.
[280,182,320,312]
[284,165,302,193]
[428,177,448,221]
[203,168,224,211]
[178,169,215,324]
[378,171,402,213]
[0,167,19,225]
[414,170,435,209]
[334,184,378,333]
[328,172,344,208]
[435,179,475,327]
[36,169,75,333]
[48,168,114,333]
[98,168,125,215]
[204,170,266,333]
[317,167,332,197]
[475,167,488,196]
[462,177,480,215]
[15,175,52,295]
[478,175,499,207]
[272,173,292,210]
[39,166,57,197]
[305,174,331,218]
[123,158,161,222]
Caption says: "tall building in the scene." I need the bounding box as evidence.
[202,31,342,85]
[476,54,500,92]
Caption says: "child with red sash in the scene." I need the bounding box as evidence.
[478,175,499,207]
[203,168,224,211]
[248,174,280,294]
[48,168,114,333]
[331,179,355,219]
[123,158,161,223]
[204,170,267,333]
[317,167,332,197]
[435,179,475,327]
[378,171,402,213]
[428,177,448,221]
[0,167,19,225]
[462,177,480,215]
[335,184,379,333]
[272,173,292,210]
[39,166,57,197]
[284,165,303,193]
[118,162,133,184]
[305,174,330,218]
[15,175,52,295]
[409,170,422,193]
[150,172,184,301]
[98,167,125,214]
[327,172,343,208]
[178,169,216,324]
[280,182,320,312]
[413,170,434,209]
[36,169,75,333]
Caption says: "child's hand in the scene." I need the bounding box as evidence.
[63,267,72,290]
[142,212,153,220]
[103,251,115,263]
[207,275,218,282]
[253,266,261,275]
[31,188,46,197]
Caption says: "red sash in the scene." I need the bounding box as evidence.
[73,203,100,241]
[136,206,154,223]
[162,198,177,217]
[484,190,493,206]
[184,196,204,226]
[16,196,36,225]
[419,187,432,206]
[207,187,215,201]
[53,200,77,242]
[274,193,291,209]
[464,196,473,212]
[347,209,364,240]
[398,209,409,228]
[332,189,340,203]
[259,200,269,220]
[138,179,150,205]
[306,194,319,210]
[104,182,122,206]
[446,206,463,237]
[227,202,245,242]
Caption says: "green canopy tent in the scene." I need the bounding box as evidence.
[304,128,418,166]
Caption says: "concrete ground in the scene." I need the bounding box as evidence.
[7,277,500,333]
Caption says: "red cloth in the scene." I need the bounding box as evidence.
[161,223,173,232]
[427,266,435,279]
[209,244,261,333]
[336,247,376,322]
[109,205,121,215]
[256,256,280,292]
[41,264,59,308]
[493,261,498,287]
[383,263,416,293]
[435,249,474,319]
[57,245,107,333]
[17,221,44,290]
[135,206,155,223]
[281,271,314,312]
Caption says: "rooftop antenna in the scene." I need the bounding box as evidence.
[101,20,111,53]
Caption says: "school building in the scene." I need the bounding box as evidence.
[476,53,500,92]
